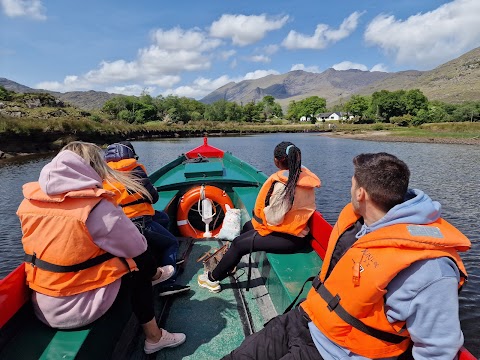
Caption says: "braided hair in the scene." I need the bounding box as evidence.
[273,141,302,206]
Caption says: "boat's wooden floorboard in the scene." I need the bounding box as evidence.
[126,237,274,360]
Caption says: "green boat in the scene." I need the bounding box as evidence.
[0,138,475,360]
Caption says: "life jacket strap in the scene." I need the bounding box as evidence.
[252,210,263,224]
[24,252,116,273]
[120,198,149,207]
[312,277,408,344]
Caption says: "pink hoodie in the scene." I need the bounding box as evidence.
[31,150,147,329]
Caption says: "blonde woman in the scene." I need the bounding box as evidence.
[17,141,186,354]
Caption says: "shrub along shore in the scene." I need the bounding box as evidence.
[0,119,479,160]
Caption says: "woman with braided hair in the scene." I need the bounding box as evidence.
[198,141,321,293]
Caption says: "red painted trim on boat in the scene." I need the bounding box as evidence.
[309,211,332,260]
[0,263,30,328]
[185,137,224,159]
[458,347,477,359]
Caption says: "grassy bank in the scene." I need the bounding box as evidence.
[327,122,480,145]
[1,115,479,158]
[390,122,480,139]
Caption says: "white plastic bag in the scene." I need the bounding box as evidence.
[216,204,241,241]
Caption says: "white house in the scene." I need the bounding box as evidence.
[316,112,354,121]
[316,112,341,121]
[299,116,312,122]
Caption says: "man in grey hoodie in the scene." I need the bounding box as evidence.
[222,152,470,360]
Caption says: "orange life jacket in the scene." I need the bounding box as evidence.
[17,182,137,297]
[301,203,470,358]
[104,159,154,218]
[252,167,320,236]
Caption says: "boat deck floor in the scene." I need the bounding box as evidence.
[127,237,277,360]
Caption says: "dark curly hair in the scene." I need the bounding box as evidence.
[353,152,410,212]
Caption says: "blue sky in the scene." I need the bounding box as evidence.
[1,0,480,99]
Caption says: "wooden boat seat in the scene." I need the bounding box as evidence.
[0,265,136,360]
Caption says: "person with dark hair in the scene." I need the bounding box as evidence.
[17,142,185,355]
[220,152,471,360]
[104,141,190,297]
[198,141,321,293]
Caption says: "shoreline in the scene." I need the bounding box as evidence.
[322,130,480,146]
[2,129,479,162]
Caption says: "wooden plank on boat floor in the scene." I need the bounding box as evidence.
[146,240,267,360]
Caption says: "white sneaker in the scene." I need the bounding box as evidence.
[197,272,221,293]
[144,329,186,354]
[152,265,175,286]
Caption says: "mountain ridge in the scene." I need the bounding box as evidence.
[1,46,479,110]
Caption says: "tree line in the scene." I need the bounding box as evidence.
[340,90,480,125]
[102,89,479,125]
[1,85,479,125]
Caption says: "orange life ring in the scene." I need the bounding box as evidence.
[176,185,234,238]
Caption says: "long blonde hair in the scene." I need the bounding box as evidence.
[61,141,152,201]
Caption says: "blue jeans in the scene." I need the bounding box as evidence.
[153,210,170,228]
[143,218,179,286]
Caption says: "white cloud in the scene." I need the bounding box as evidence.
[364,0,480,69]
[290,64,320,73]
[144,75,181,88]
[264,44,280,55]
[243,69,280,80]
[165,75,234,98]
[370,63,388,72]
[35,26,217,93]
[151,27,221,51]
[248,55,271,63]
[0,0,46,20]
[332,61,368,71]
[105,85,156,96]
[282,11,363,49]
[210,14,289,46]
[220,50,236,60]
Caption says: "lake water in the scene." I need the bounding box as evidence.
[1,133,479,356]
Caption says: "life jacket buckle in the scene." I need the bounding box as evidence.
[327,294,341,311]
[30,252,37,267]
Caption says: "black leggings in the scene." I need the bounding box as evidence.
[211,221,310,281]
[121,249,157,324]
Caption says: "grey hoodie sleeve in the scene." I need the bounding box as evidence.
[385,258,463,360]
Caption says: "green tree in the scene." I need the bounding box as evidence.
[452,102,480,122]
[403,89,428,116]
[371,90,406,122]
[300,96,327,118]
[0,86,13,101]
[242,101,262,122]
[102,96,129,118]
[204,100,228,121]
[345,95,369,119]
[225,101,243,122]
[258,96,283,120]
[286,100,302,121]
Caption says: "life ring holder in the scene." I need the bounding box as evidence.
[176,185,234,238]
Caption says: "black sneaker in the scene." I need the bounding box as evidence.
[176,258,185,265]
[158,284,191,297]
